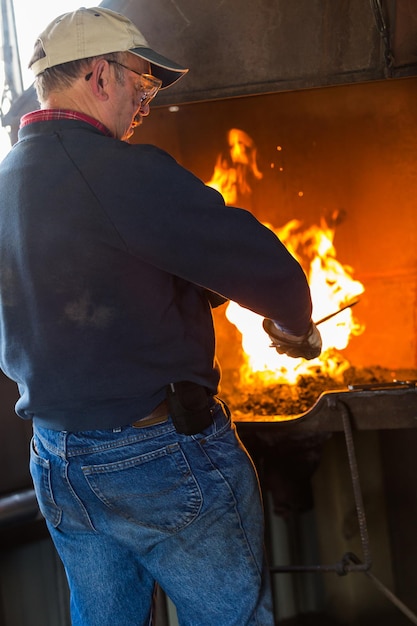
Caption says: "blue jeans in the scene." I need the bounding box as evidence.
[30,399,274,626]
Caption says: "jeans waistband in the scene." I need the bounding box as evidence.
[32,396,229,459]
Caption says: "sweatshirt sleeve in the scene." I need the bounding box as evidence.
[96,144,313,336]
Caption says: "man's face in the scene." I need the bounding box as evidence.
[109,55,160,141]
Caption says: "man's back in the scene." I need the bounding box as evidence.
[0,117,219,429]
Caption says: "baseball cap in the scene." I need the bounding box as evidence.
[29,6,188,89]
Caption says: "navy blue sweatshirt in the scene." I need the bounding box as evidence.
[0,118,312,430]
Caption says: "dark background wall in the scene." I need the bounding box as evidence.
[100,0,417,104]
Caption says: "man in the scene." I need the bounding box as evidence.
[0,7,321,626]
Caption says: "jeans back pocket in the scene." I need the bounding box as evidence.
[82,442,202,533]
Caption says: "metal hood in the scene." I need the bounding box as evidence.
[100,0,417,105]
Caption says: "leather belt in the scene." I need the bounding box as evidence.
[131,400,169,428]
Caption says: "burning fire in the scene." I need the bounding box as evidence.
[207,130,365,385]
[206,128,263,205]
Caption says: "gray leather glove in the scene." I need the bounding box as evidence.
[262,318,322,360]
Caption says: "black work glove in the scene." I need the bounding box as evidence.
[262,318,322,360]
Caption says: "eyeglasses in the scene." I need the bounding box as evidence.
[85,60,162,107]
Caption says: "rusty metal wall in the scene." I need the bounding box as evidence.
[7,1,417,139]
[99,0,417,105]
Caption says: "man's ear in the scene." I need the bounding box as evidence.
[88,60,110,100]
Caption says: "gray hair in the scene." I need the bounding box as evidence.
[29,45,127,102]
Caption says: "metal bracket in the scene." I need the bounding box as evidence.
[269,399,417,623]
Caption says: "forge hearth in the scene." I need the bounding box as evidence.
[218,365,403,418]
[234,379,417,432]
[135,77,417,385]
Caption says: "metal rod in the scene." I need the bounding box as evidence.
[343,553,417,625]
[365,569,417,625]
[315,299,359,326]
[269,402,417,624]
[270,399,372,576]
[339,400,372,571]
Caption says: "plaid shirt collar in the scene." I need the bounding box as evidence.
[20,109,113,137]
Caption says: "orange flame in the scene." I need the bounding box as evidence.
[207,130,365,385]
[206,128,263,205]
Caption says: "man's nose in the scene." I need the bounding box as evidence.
[139,102,150,116]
